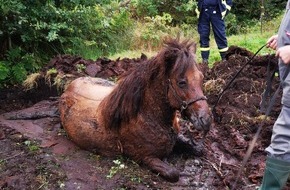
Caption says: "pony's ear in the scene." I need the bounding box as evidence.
[164,48,179,66]
[189,42,197,54]
[163,48,180,76]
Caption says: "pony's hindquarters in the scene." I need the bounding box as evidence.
[59,77,120,156]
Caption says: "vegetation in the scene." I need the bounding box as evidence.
[107,158,127,179]
[24,140,40,152]
[0,0,285,87]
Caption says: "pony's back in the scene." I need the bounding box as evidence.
[64,77,115,103]
[59,77,121,156]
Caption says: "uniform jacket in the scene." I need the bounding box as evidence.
[195,0,233,19]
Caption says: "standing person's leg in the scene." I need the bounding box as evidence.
[211,9,228,60]
[198,9,211,64]
[260,105,290,190]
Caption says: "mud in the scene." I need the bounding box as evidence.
[1,46,289,190]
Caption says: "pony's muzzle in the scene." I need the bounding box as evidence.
[198,113,212,132]
[188,110,212,132]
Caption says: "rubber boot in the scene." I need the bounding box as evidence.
[259,156,290,190]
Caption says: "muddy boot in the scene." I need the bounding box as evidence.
[259,156,290,190]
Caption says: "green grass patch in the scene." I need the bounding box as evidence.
[109,50,156,60]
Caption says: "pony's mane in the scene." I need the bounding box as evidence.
[101,38,197,129]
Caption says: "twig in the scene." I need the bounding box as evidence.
[3,152,24,161]
[202,158,230,189]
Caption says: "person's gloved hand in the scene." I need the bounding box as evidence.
[222,8,231,19]
[221,10,227,19]
[195,8,200,18]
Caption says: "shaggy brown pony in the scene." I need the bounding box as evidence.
[59,38,212,182]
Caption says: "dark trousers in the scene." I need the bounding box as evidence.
[198,6,228,60]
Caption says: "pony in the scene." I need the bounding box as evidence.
[59,38,212,182]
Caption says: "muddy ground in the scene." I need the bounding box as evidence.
[1,46,290,190]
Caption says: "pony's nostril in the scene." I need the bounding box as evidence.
[199,116,211,130]
[199,117,205,126]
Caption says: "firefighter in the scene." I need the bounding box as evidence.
[195,0,233,64]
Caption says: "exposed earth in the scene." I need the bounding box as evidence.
[1,46,290,190]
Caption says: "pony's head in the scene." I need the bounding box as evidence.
[102,38,212,133]
[162,38,212,132]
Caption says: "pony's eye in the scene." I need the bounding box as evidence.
[177,80,187,88]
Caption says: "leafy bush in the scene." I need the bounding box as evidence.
[225,13,239,35]
[130,0,197,25]
[141,13,173,46]
[0,0,133,87]
[231,0,284,29]
[0,47,40,87]
[130,0,159,17]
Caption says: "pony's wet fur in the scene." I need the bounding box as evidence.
[59,38,212,182]
[101,38,198,129]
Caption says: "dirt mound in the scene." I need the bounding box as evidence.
[202,46,281,188]
[44,53,147,79]
[1,46,287,190]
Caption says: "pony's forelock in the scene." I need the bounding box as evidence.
[162,38,197,76]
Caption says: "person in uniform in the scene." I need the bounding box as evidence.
[195,0,232,64]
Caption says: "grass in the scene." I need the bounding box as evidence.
[24,140,40,152]
[109,49,157,60]
[108,14,282,68]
